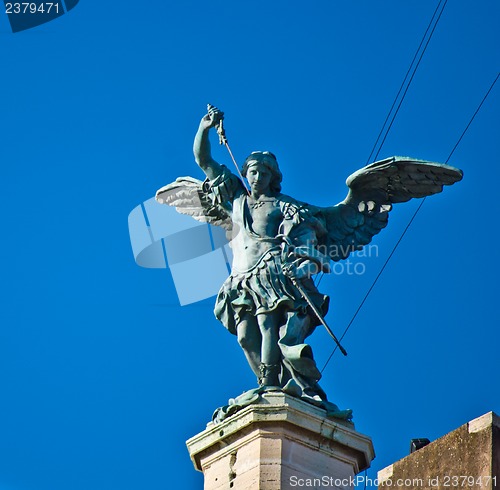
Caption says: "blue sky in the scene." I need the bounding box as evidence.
[0,1,499,488]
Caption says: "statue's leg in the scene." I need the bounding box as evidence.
[236,314,262,379]
[256,313,281,386]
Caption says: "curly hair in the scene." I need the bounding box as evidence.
[241,151,283,193]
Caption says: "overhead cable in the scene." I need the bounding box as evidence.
[321,71,499,373]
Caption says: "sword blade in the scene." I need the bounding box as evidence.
[290,276,347,356]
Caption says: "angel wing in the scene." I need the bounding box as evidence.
[321,156,463,261]
[155,176,233,232]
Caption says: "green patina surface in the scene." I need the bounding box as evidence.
[156,106,463,421]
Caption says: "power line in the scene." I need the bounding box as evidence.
[366,0,446,165]
[370,0,448,163]
[445,72,500,164]
[321,198,426,373]
[316,0,446,291]
[321,71,499,373]
[316,0,447,331]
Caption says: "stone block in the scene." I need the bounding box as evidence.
[377,412,500,489]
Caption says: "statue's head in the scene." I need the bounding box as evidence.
[242,151,282,193]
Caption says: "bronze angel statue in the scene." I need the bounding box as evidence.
[156,106,462,420]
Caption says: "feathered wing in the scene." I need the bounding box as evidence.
[155,176,233,232]
[321,156,463,261]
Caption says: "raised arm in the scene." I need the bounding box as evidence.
[193,108,225,181]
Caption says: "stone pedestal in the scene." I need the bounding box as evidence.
[186,392,375,490]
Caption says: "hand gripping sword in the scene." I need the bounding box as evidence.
[207,103,250,196]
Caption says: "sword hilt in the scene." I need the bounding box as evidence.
[207,103,227,145]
